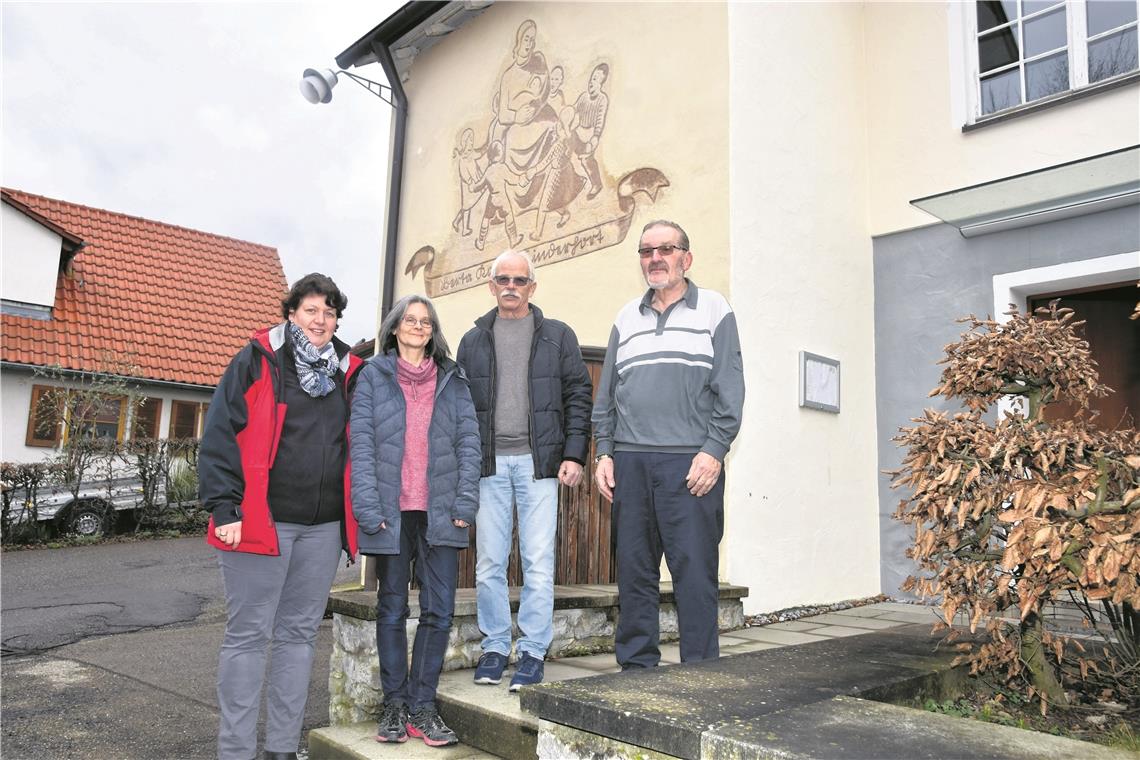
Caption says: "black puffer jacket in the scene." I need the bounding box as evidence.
[456,304,593,478]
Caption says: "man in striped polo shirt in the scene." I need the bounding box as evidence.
[592,219,745,670]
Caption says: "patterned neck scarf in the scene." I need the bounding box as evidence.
[288,322,338,398]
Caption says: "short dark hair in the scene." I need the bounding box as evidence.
[378,294,451,365]
[281,273,348,321]
[640,219,689,251]
[594,62,610,81]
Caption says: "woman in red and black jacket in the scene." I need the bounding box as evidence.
[198,273,363,760]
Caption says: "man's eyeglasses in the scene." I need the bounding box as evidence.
[492,275,532,287]
[401,316,433,329]
[637,244,687,258]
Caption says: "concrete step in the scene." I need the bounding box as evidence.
[308,721,497,759]
[310,663,553,760]
[436,668,539,760]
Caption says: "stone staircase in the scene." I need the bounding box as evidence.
[308,601,1129,760]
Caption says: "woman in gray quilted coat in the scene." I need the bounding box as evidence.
[349,294,480,748]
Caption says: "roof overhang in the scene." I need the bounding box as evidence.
[910,145,1140,238]
[1,190,86,268]
[336,1,491,80]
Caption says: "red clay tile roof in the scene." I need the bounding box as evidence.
[2,188,287,387]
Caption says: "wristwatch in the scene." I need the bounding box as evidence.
[594,453,612,464]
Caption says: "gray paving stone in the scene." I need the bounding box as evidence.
[720,640,780,654]
[543,659,617,682]
[826,605,895,618]
[759,620,822,631]
[812,625,874,638]
[875,610,942,625]
[730,627,830,645]
[551,652,618,672]
[800,613,906,629]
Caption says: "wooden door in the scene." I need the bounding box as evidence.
[1029,283,1140,428]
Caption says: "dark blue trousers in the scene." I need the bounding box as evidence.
[375,511,459,709]
[613,451,725,669]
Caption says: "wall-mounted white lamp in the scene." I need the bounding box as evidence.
[799,351,840,413]
[299,67,395,108]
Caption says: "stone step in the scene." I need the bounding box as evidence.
[308,720,497,759]
[310,665,529,760]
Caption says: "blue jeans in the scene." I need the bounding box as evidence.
[476,454,558,659]
[375,511,459,709]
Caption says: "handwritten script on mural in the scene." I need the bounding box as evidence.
[405,19,669,297]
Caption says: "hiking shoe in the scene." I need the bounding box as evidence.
[473,651,508,685]
[375,701,408,743]
[406,704,458,747]
[509,653,544,692]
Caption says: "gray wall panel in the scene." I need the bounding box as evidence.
[873,205,1140,598]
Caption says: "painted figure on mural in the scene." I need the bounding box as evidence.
[571,63,610,200]
[452,128,486,236]
[473,141,531,251]
[527,106,584,241]
[490,19,558,187]
[547,65,566,110]
[417,17,672,297]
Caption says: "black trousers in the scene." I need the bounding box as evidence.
[613,451,725,669]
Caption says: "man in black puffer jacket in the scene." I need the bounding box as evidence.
[456,249,593,692]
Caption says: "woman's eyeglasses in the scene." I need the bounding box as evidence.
[401,317,433,329]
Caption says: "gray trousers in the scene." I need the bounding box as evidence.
[216,521,341,760]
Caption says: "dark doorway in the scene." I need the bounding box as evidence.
[1029,282,1139,429]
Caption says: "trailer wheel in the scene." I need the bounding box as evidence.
[66,500,113,537]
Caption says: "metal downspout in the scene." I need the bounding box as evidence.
[371,40,407,321]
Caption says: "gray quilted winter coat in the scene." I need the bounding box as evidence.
[349,352,480,555]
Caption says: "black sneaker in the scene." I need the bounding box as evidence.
[473,651,508,685]
[509,653,544,692]
[375,701,407,743]
[406,704,459,747]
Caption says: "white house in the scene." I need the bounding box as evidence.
[1,189,287,464]
[321,1,1139,611]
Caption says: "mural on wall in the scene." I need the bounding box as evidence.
[406,19,669,297]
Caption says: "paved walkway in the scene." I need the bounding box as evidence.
[311,601,942,759]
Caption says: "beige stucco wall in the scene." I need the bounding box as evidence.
[727,1,882,612]
[393,1,730,348]
[864,1,1140,235]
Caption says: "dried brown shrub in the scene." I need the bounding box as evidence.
[891,302,1139,710]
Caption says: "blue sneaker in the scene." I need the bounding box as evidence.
[473,651,508,685]
[509,653,544,692]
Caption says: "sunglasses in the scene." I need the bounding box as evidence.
[492,275,532,287]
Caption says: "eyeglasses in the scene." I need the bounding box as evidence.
[492,275,532,287]
[637,244,686,258]
[401,316,433,329]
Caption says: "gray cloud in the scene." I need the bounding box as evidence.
[2,1,398,346]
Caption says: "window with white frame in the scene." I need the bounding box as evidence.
[972,0,1138,117]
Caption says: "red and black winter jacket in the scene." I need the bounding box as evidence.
[199,324,364,557]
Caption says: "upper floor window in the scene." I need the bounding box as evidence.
[973,0,1138,117]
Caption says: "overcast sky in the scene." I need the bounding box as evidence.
[2,1,403,345]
